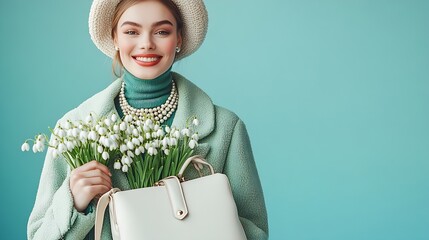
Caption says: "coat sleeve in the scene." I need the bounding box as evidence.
[223,119,269,240]
[27,134,96,240]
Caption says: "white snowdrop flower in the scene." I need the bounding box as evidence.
[97,145,104,154]
[169,138,177,146]
[119,122,127,131]
[88,131,97,141]
[95,124,100,131]
[127,150,134,158]
[32,144,38,153]
[79,131,88,141]
[181,128,191,137]
[132,129,139,137]
[109,136,117,145]
[114,161,121,170]
[123,156,132,165]
[192,118,199,126]
[99,136,108,147]
[138,135,144,142]
[111,113,118,122]
[189,139,198,149]
[52,149,58,158]
[50,138,59,147]
[104,118,112,127]
[126,127,132,135]
[58,143,67,153]
[21,142,30,152]
[139,146,145,154]
[132,138,140,146]
[164,148,169,155]
[98,127,107,136]
[154,125,160,131]
[113,124,119,133]
[165,126,171,133]
[112,134,120,141]
[105,138,113,148]
[36,141,45,152]
[66,129,73,137]
[173,130,180,139]
[135,148,141,155]
[72,128,80,137]
[151,132,157,138]
[135,120,142,126]
[122,164,129,173]
[102,151,109,160]
[85,114,93,124]
[54,128,60,136]
[162,137,169,148]
[120,144,127,153]
[78,124,83,129]
[148,147,155,156]
[37,135,45,142]
[143,124,150,132]
[66,141,74,151]
[127,141,135,150]
[125,115,133,123]
[63,121,71,130]
[154,139,161,148]
[191,133,199,141]
[58,129,65,138]
[145,119,153,126]
[145,143,150,150]
[146,132,151,139]
[157,129,164,137]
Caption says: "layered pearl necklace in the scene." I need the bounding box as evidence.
[119,80,179,124]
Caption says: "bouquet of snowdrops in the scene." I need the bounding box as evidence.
[22,113,200,189]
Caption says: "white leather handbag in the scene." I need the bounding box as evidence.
[94,155,247,240]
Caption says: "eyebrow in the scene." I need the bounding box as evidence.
[121,20,174,28]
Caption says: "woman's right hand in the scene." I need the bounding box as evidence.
[69,160,112,213]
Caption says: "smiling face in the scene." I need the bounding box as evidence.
[113,0,182,79]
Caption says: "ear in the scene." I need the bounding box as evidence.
[113,32,118,49]
[177,31,182,49]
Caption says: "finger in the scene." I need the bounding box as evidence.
[73,160,112,177]
[86,185,111,199]
[76,176,112,189]
[78,169,112,185]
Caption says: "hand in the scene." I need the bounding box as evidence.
[69,160,112,212]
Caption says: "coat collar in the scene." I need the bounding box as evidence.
[73,72,215,144]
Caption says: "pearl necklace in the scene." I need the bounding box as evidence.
[119,80,179,124]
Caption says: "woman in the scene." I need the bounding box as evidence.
[27,0,268,239]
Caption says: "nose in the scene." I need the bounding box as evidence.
[138,33,155,50]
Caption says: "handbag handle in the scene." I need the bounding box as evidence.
[94,188,120,240]
[177,155,215,180]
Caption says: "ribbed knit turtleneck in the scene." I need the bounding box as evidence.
[114,67,176,126]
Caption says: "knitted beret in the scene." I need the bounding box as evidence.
[89,0,208,60]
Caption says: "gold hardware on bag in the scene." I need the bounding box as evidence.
[154,181,164,186]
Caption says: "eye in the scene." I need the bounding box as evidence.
[155,30,170,36]
[125,30,138,35]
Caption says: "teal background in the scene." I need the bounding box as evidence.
[1,0,428,239]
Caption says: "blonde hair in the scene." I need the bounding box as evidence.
[111,0,184,78]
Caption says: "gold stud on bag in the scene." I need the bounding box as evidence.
[94,155,247,240]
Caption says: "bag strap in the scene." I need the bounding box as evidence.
[94,188,120,240]
[177,155,215,180]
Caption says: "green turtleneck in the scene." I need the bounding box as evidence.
[114,67,176,126]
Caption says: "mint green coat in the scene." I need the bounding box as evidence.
[27,73,269,240]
